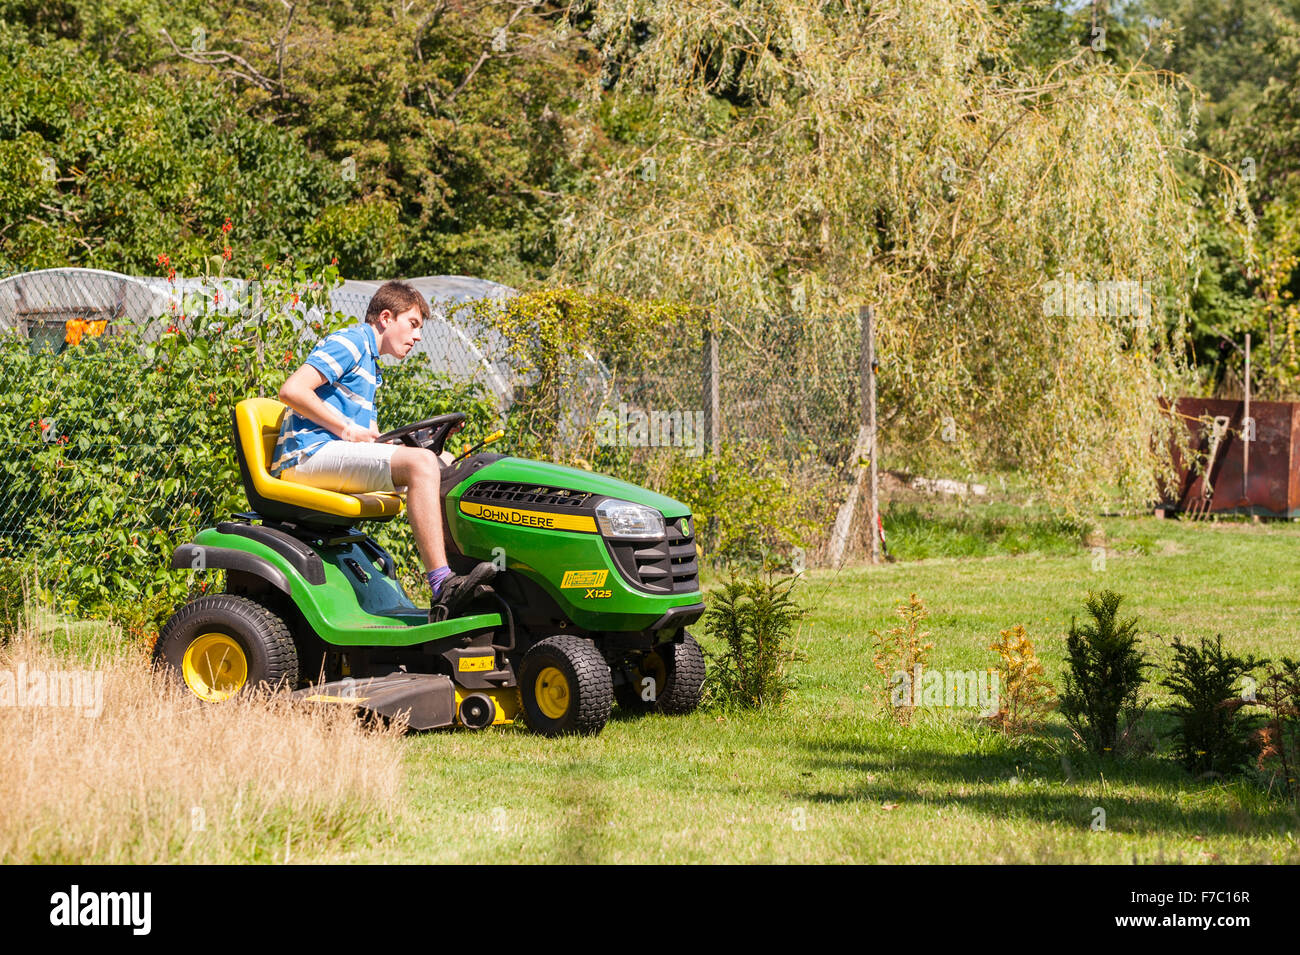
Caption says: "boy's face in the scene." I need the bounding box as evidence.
[376,305,424,359]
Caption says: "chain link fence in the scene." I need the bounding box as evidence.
[572,308,867,565]
[0,269,176,564]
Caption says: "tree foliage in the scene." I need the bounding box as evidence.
[10,0,1300,513]
[1127,1,1300,395]
[1160,634,1261,776]
[1059,589,1151,756]
[558,0,1213,510]
[0,0,601,284]
[701,571,806,710]
[0,21,401,275]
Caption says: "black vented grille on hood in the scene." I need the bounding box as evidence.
[461,481,592,509]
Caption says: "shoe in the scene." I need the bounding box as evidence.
[428,562,498,622]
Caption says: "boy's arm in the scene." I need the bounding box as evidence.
[279,364,378,442]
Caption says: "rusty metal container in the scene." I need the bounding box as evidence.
[1162,398,1300,517]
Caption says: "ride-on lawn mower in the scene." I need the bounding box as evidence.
[152,398,706,736]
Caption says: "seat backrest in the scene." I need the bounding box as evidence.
[232,397,401,527]
[239,397,287,477]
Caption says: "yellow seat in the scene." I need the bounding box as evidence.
[234,397,402,525]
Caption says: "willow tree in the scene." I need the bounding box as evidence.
[557,0,1214,511]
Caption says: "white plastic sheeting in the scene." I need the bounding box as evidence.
[0,268,616,412]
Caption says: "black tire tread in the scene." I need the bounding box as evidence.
[154,594,299,692]
[519,634,612,736]
[657,631,706,715]
[614,631,706,716]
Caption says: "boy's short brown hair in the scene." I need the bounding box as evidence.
[365,280,430,326]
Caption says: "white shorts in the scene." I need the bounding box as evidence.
[281,441,404,494]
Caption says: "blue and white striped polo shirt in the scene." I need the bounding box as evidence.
[270,322,383,476]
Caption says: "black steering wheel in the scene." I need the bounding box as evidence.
[376,412,465,455]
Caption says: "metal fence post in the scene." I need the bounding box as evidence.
[829,305,878,565]
[703,315,720,456]
[864,305,880,564]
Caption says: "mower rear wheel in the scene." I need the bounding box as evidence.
[614,631,706,715]
[154,595,298,702]
[518,635,612,736]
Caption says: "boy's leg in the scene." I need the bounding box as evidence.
[284,443,447,568]
[390,446,498,617]
[286,442,495,615]
[389,446,446,570]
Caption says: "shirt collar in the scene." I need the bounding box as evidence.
[365,322,382,387]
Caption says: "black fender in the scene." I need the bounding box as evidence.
[171,543,291,596]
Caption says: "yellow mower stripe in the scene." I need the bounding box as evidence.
[458,501,597,533]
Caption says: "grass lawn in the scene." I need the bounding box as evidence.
[9,513,1299,863]
[312,514,1300,864]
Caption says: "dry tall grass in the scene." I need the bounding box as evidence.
[0,614,406,864]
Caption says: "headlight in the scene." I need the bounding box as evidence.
[595,499,665,539]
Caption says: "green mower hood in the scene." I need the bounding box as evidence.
[445,457,691,518]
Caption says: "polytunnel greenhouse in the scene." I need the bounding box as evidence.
[0,267,590,410]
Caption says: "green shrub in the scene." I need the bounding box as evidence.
[1161,635,1262,776]
[0,557,32,634]
[1059,590,1152,757]
[701,572,806,710]
[647,443,827,570]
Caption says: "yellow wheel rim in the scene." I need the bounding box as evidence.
[534,666,571,720]
[634,652,667,701]
[182,632,248,702]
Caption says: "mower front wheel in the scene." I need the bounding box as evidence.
[518,635,612,737]
[154,595,299,702]
[614,631,706,715]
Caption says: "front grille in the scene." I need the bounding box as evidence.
[461,481,591,509]
[608,516,699,594]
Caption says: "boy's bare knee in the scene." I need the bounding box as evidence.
[392,447,440,488]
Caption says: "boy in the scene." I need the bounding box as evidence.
[270,280,497,620]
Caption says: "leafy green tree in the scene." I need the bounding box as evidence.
[1210,7,1300,395]
[0,22,403,274]
[701,572,806,709]
[1060,590,1151,756]
[1161,634,1261,775]
[1,0,602,284]
[1127,1,1300,395]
